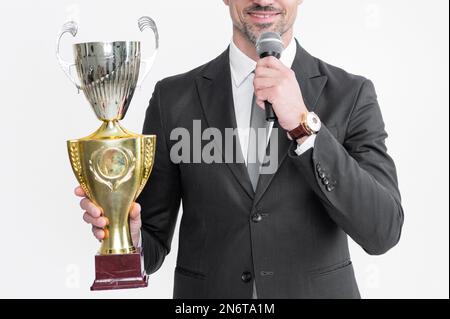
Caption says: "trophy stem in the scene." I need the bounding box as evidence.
[84,120,138,140]
[100,221,136,255]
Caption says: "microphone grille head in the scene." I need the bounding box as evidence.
[256,32,284,57]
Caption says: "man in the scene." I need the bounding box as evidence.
[76,0,404,298]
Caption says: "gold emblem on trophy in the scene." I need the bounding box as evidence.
[56,17,159,290]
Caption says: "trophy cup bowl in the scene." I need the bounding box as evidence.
[57,17,159,290]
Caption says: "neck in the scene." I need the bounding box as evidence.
[232,27,294,61]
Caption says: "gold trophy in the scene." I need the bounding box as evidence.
[56,17,158,290]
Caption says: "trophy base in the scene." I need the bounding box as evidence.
[91,249,148,291]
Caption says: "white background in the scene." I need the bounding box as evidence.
[0,0,448,299]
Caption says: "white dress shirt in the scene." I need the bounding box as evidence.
[229,39,316,163]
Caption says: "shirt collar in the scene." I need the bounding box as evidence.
[229,37,297,87]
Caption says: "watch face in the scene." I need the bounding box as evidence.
[306,112,321,132]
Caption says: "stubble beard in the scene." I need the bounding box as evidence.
[239,19,288,45]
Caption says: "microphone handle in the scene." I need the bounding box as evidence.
[265,101,277,122]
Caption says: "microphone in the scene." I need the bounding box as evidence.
[256,32,285,122]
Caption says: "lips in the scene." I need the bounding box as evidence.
[247,11,281,23]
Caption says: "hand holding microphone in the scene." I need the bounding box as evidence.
[253,32,308,131]
[255,32,284,122]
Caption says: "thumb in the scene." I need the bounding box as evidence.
[129,202,141,221]
[129,203,142,248]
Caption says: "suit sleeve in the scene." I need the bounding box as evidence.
[289,79,404,255]
[136,81,182,274]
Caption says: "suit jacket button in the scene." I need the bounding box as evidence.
[326,184,335,192]
[251,212,263,223]
[319,171,326,179]
[241,271,252,283]
[322,178,330,185]
[316,163,322,172]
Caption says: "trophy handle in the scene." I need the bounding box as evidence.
[137,16,159,88]
[56,21,81,91]
[136,135,156,198]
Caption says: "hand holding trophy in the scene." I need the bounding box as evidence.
[56,17,159,290]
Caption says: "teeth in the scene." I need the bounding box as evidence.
[252,14,272,18]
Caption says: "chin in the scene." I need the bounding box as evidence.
[254,23,276,30]
[240,20,285,44]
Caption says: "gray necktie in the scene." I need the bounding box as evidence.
[247,94,268,191]
[247,94,267,300]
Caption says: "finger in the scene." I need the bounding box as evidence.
[83,212,108,228]
[254,65,278,78]
[74,186,86,197]
[80,198,102,218]
[256,99,265,109]
[253,77,277,91]
[257,56,284,70]
[92,226,105,241]
[254,88,270,104]
[255,88,279,108]
[129,202,141,220]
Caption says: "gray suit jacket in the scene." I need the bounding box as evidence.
[136,41,404,299]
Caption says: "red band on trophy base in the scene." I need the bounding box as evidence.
[91,248,148,291]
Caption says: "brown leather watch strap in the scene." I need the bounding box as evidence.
[288,122,311,140]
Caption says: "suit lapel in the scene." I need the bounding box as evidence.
[253,41,328,205]
[196,48,255,200]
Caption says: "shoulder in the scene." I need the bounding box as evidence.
[315,57,376,104]
[156,49,227,94]
[157,63,207,91]
[318,58,368,90]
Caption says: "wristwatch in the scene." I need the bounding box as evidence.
[288,112,322,140]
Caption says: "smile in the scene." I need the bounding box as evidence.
[247,11,281,23]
